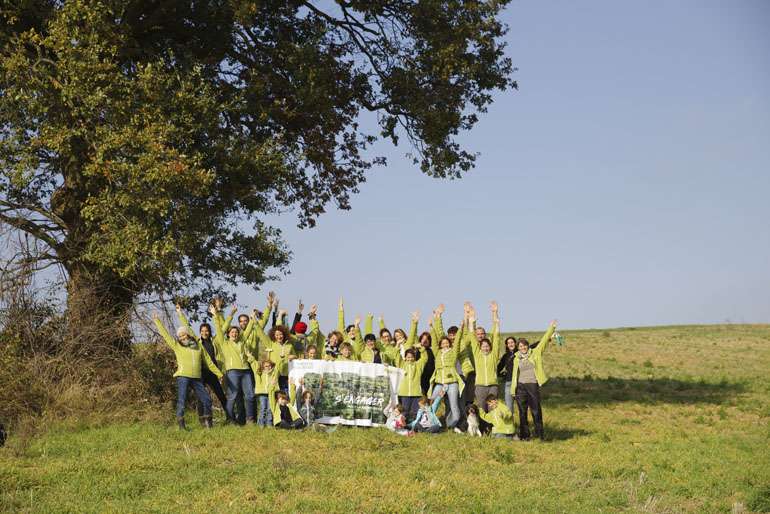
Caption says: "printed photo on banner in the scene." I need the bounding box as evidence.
[288,360,404,426]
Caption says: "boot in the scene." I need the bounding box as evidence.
[245,416,256,425]
[203,416,214,429]
[177,416,187,431]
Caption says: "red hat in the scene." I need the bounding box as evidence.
[293,322,308,334]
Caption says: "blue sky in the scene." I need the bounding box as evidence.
[233,0,770,331]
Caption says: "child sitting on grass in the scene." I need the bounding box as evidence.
[293,377,322,426]
[480,394,516,439]
[271,391,305,430]
[408,393,444,434]
[384,402,409,435]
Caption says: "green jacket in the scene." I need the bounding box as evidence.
[212,312,256,371]
[435,315,474,375]
[154,319,222,380]
[252,364,280,396]
[479,403,515,434]
[429,325,463,393]
[304,318,326,357]
[254,321,295,377]
[271,384,302,426]
[467,321,501,386]
[357,315,414,365]
[395,337,428,397]
[512,324,556,396]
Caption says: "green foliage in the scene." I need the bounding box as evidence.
[1,324,769,512]
[0,0,514,314]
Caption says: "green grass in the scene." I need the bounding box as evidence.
[2,324,769,513]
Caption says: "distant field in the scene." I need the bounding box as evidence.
[1,324,769,513]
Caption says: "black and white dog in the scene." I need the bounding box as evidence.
[465,404,483,437]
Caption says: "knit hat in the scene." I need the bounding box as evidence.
[293,322,308,334]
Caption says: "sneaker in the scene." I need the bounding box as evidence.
[453,427,463,434]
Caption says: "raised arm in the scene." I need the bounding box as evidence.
[490,301,502,357]
[176,305,200,344]
[152,313,177,350]
[252,312,273,353]
[202,345,223,378]
[241,313,257,346]
[406,312,419,348]
[290,299,303,333]
[379,315,387,332]
[532,320,558,358]
[307,305,324,351]
[337,297,345,333]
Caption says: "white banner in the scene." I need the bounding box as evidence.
[288,359,404,426]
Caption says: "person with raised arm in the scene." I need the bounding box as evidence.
[480,393,515,439]
[356,314,387,364]
[301,304,324,358]
[271,390,305,430]
[211,304,258,424]
[376,315,399,364]
[408,393,444,434]
[152,311,223,430]
[253,317,296,393]
[467,302,503,412]
[513,319,558,440]
[252,359,280,427]
[176,304,229,424]
[394,311,425,422]
[428,311,465,430]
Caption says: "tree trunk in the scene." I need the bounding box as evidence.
[65,265,135,354]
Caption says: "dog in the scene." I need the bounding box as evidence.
[465,405,483,437]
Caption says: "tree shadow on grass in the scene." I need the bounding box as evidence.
[544,376,746,406]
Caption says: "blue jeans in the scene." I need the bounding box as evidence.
[504,381,514,413]
[176,377,212,418]
[256,394,273,426]
[431,382,460,428]
[225,370,255,420]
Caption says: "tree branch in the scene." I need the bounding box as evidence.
[0,211,62,251]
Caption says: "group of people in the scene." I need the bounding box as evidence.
[152,293,558,440]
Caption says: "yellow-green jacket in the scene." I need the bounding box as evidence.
[270,383,302,426]
[395,338,428,397]
[512,324,556,396]
[212,311,256,371]
[467,321,501,386]
[254,321,295,377]
[435,315,474,376]
[154,319,222,380]
[429,325,464,395]
[252,364,280,396]
[479,403,515,435]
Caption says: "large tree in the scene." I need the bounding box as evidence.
[0,0,514,346]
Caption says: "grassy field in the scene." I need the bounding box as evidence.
[1,324,769,513]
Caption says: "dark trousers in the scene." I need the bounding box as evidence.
[399,396,421,424]
[197,369,227,417]
[414,424,441,433]
[277,419,305,430]
[278,375,289,394]
[515,382,543,439]
[176,377,211,418]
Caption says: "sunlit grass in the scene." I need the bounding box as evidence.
[1,324,769,512]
